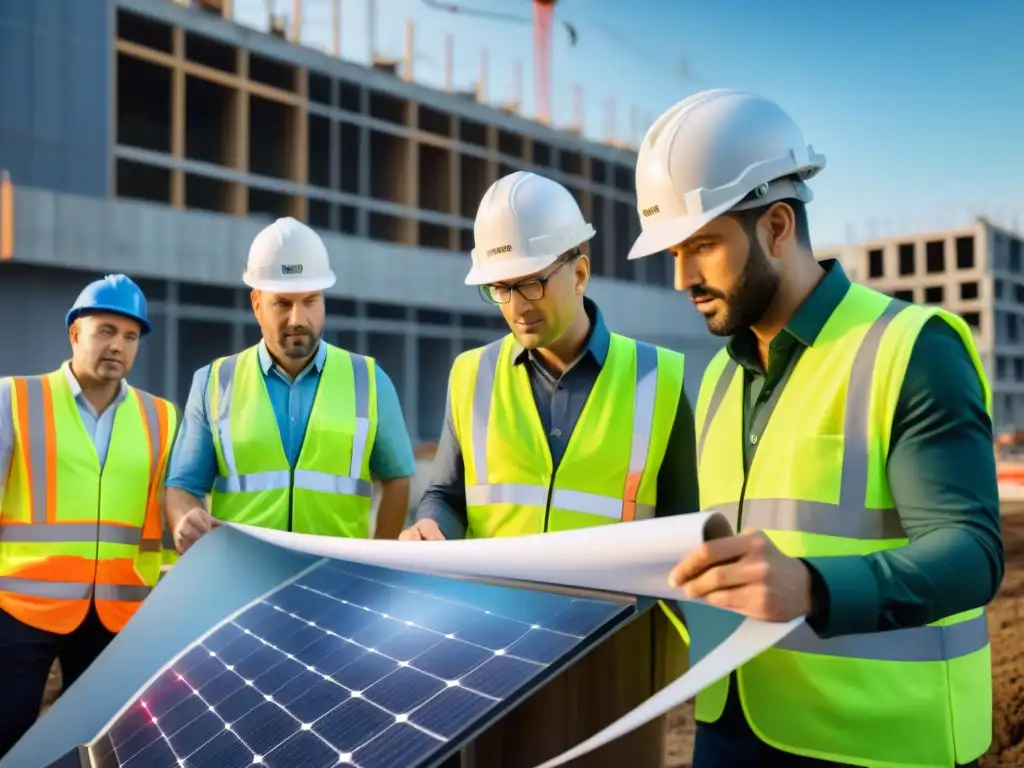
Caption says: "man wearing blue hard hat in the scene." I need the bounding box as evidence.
[0,274,179,758]
[164,217,416,552]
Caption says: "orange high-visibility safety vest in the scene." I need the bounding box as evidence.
[0,366,178,634]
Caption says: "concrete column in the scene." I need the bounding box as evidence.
[230,48,250,216]
[291,67,309,222]
[164,280,180,403]
[170,27,185,209]
[356,88,371,237]
[403,327,419,443]
[404,102,420,245]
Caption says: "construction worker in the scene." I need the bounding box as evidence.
[405,170,699,541]
[164,217,416,552]
[627,89,1003,768]
[402,170,699,767]
[0,274,177,758]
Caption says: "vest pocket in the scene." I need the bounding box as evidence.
[786,434,846,503]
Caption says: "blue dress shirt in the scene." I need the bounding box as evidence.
[164,340,416,499]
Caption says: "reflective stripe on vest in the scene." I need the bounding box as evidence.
[0,577,153,602]
[692,284,993,767]
[210,349,373,500]
[208,344,379,538]
[451,333,684,538]
[466,338,661,522]
[0,370,176,633]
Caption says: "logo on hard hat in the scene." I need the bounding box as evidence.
[641,204,660,218]
[486,245,514,258]
[281,264,304,275]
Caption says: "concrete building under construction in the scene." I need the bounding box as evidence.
[0,0,719,445]
[820,217,1024,430]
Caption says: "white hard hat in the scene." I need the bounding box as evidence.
[242,217,337,292]
[628,89,826,261]
[465,171,596,285]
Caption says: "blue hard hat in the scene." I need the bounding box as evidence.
[66,274,152,336]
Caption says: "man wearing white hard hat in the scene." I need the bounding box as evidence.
[403,170,698,766]
[164,217,416,551]
[628,89,1001,767]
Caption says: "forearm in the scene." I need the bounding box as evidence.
[162,367,218,532]
[413,380,469,539]
[164,486,207,533]
[804,523,1001,637]
[374,476,411,539]
[365,365,418,541]
[874,523,1001,623]
[416,490,468,540]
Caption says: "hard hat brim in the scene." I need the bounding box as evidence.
[242,272,337,293]
[627,198,739,261]
[463,253,561,286]
[66,306,152,336]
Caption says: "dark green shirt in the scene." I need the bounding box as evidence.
[727,259,1004,637]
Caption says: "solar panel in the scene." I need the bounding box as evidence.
[83,558,635,768]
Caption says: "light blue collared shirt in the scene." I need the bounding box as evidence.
[0,363,129,499]
[164,339,416,499]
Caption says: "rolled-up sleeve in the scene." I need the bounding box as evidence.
[415,379,469,540]
[0,378,11,500]
[803,316,1004,637]
[164,366,219,499]
[367,366,416,482]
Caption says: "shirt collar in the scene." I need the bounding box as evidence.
[61,361,129,410]
[511,296,611,368]
[726,257,851,365]
[784,258,851,347]
[257,338,328,376]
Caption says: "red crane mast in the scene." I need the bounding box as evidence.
[532,0,557,124]
[420,0,575,125]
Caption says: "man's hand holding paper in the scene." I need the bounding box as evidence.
[668,530,813,623]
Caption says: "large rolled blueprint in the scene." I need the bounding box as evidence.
[2,512,804,768]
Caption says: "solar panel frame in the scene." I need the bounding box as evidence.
[78,558,639,768]
[42,746,91,768]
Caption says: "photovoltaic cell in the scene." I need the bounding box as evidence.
[85,559,634,768]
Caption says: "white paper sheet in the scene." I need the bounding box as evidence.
[228,512,804,768]
[535,612,801,768]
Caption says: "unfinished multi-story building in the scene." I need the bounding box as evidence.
[0,0,721,445]
[819,218,1024,430]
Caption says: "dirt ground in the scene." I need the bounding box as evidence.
[38,505,1024,766]
[977,503,1024,768]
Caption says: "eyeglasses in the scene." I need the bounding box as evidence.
[479,252,578,305]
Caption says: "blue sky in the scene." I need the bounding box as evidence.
[242,0,1021,247]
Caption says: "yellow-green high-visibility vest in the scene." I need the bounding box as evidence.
[208,343,378,538]
[449,332,685,537]
[681,282,993,768]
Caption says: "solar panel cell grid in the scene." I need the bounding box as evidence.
[92,560,632,768]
